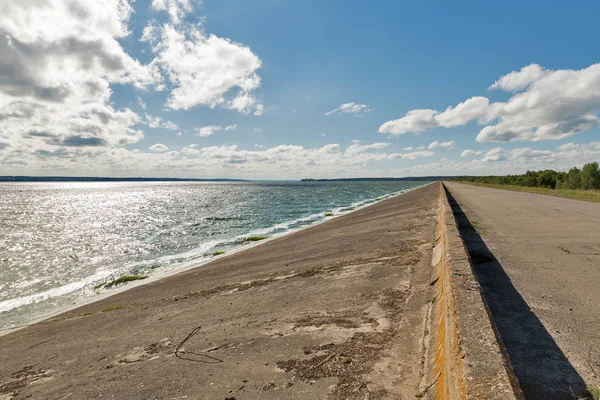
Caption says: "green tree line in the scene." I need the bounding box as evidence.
[456,161,600,190]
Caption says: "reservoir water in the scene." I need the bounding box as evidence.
[0,180,428,330]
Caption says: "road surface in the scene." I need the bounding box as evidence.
[445,182,600,400]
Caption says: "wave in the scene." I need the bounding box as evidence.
[0,182,430,324]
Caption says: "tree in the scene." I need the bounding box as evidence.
[537,170,558,189]
[522,171,538,187]
[580,162,600,190]
[566,167,582,189]
[555,172,567,189]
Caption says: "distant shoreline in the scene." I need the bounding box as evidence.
[0,176,454,183]
[0,176,248,182]
[301,176,455,182]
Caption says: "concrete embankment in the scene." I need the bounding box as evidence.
[423,183,524,399]
[445,182,600,399]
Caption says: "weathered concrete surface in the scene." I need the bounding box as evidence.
[445,182,600,399]
[424,184,522,400]
[0,184,439,400]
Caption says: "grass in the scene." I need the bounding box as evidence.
[78,312,94,317]
[584,386,600,400]
[240,235,269,244]
[94,274,148,290]
[324,212,334,217]
[456,181,600,204]
[212,251,226,256]
[101,304,126,312]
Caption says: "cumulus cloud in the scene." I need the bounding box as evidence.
[388,151,435,160]
[324,102,374,116]
[428,140,454,149]
[0,0,162,160]
[137,97,147,110]
[481,148,507,162]
[143,23,263,114]
[379,63,600,142]
[403,147,413,151]
[145,113,179,131]
[460,149,482,157]
[488,64,548,92]
[345,140,389,155]
[390,142,600,178]
[151,0,193,25]
[195,124,236,137]
[150,143,169,152]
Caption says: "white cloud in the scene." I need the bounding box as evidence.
[324,102,374,116]
[0,0,162,157]
[460,149,482,157]
[402,147,413,151]
[196,124,236,137]
[137,97,147,110]
[176,131,183,136]
[388,151,435,160]
[481,147,507,162]
[254,144,263,148]
[150,143,169,152]
[428,140,454,149]
[390,142,600,177]
[378,109,438,135]
[196,126,219,137]
[489,64,548,92]
[181,144,200,155]
[321,133,326,137]
[379,63,600,142]
[145,113,179,131]
[151,0,193,25]
[144,23,263,114]
[345,141,390,155]
[253,128,261,133]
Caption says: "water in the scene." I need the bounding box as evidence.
[0,180,428,330]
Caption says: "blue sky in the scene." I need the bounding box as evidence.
[0,0,599,178]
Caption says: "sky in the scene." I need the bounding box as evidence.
[1,0,600,179]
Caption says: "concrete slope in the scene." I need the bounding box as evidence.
[445,182,600,399]
[0,184,439,400]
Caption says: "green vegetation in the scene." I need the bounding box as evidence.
[457,162,600,190]
[584,386,600,400]
[456,161,600,203]
[78,312,94,317]
[101,304,126,312]
[240,235,269,244]
[95,274,148,290]
[212,251,226,256]
[324,212,334,217]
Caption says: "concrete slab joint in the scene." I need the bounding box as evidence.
[423,182,524,400]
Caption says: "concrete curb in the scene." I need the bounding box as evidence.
[423,182,524,399]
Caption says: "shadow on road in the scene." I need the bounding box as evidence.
[444,186,590,400]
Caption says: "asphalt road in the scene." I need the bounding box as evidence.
[444,182,600,400]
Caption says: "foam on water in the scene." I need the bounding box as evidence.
[0,180,429,330]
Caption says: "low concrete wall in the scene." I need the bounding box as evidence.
[423,182,523,399]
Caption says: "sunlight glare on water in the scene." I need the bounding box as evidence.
[0,180,428,330]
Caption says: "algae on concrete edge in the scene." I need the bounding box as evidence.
[240,235,269,244]
[95,274,148,289]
